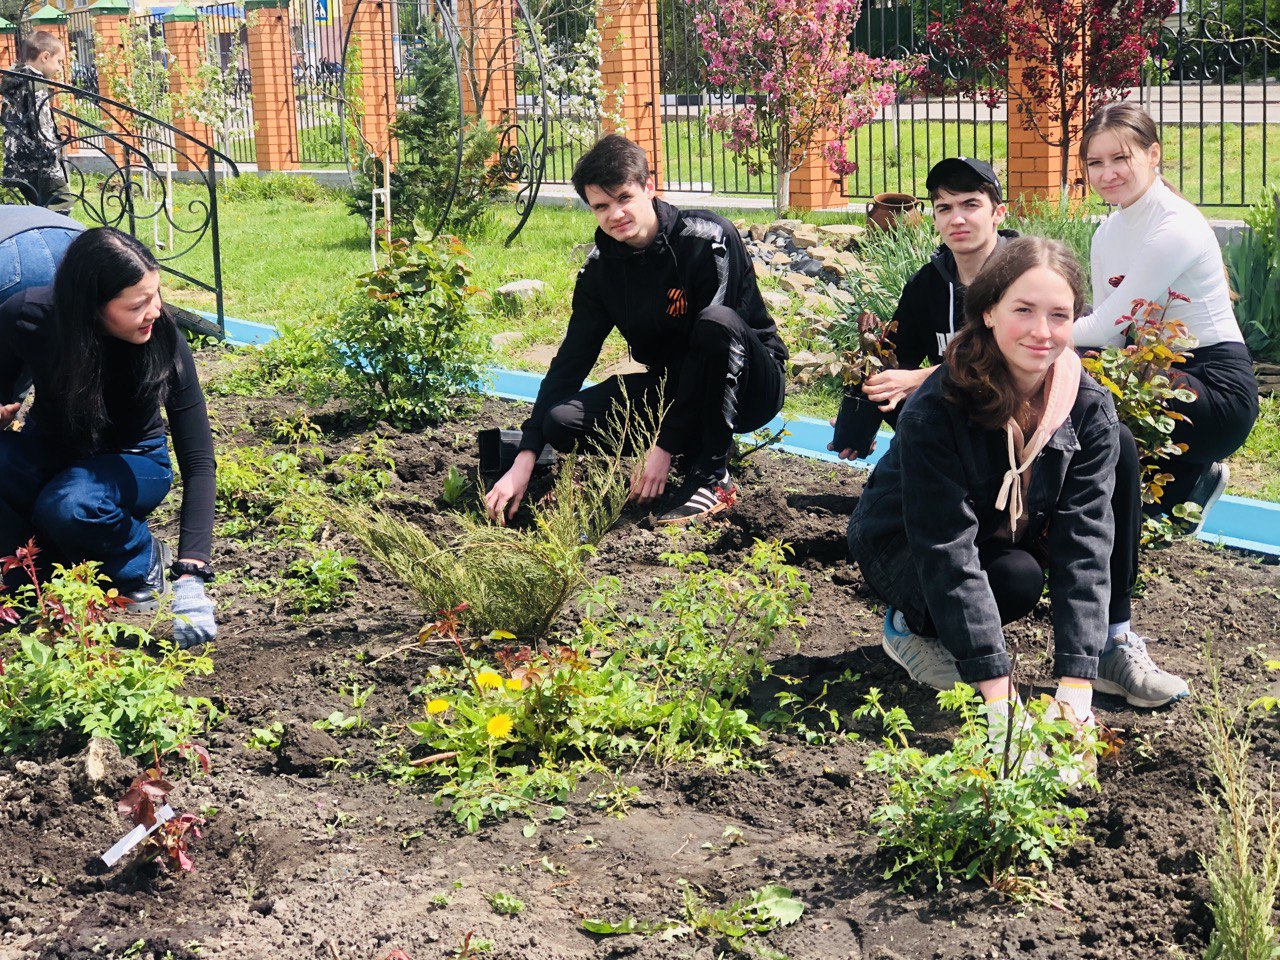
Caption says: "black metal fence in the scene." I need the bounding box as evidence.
[534,0,1275,207]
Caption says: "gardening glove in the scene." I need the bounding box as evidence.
[171,577,217,649]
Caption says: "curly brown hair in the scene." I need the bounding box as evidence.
[942,236,1085,430]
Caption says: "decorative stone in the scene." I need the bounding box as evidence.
[792,256,825,278]
[779,273,816,294]
[770,251,791,267]
[792,230,821,250]
[753,260,769,280]
[803,291,836,312]
[749,223,769,242]
[570,243,595,261]
[761,290,792,312]
[817,223,867,249]
[495,279,547,301]
[829,287,856,305]
[769,218,804,236]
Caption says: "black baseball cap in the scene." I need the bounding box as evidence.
[925,157,1003,203]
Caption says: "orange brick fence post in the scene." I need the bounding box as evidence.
[343,0,395,162]
[90,0,130,164]
[597,0,662,191]
[790,133,844,210]
[0,17,17,68]
[245,0,299,170]
[163,3,214,172]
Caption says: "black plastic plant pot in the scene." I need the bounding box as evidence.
[478,429,556,475]
[832,394,882,457]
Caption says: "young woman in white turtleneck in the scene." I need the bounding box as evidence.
[1076,102,1258,518]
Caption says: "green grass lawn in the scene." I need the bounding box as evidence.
[166,181,1280,503]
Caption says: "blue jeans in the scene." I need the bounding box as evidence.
[0,205,83,305]
[0,429,172,586]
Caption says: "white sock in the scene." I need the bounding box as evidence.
[1054,680,1094,721]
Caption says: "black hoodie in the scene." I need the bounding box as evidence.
[519,198,786,453]
[889,228,1021,369]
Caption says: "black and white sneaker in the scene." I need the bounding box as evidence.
[656,470,736,525]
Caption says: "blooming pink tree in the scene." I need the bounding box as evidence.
[693,0,923,213]
[924,0,1174,198]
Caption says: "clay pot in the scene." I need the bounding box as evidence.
[866,192,924,232]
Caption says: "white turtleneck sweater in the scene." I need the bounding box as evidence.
[1073,178,1244,350]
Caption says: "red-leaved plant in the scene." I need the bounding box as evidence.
[922,0,1174,196]
[118,746,210,873]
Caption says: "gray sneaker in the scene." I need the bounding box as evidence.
[882,609,962,691]
[1093,633,1189,708]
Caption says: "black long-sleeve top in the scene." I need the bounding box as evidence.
[0,285,216,563]
[519,198,787,454]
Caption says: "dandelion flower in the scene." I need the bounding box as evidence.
[505,678,523,692]
[426,698,449,715]
[487,713,514,739]
[476,670,503,690]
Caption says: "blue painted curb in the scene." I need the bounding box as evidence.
[212,313,1278,556]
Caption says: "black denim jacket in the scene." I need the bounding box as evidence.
[847,365,1120,680]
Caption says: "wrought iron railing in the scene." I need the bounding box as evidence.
[0,69,238,335]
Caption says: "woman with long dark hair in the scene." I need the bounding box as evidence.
[849,237,1118,744]
[0,227,216,647]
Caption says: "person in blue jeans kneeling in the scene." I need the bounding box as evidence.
[0,227,217,648]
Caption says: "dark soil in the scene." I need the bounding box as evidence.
[2,379,1278,960]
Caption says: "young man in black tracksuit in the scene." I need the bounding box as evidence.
[485,134,787,526]
[842,156,1187,709]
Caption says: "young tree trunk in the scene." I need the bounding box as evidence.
[776,166,791,215]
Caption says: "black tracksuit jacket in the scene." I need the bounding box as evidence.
[519,198,786,454]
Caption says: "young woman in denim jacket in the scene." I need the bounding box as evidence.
[0,228,217,648]
[848,236,1118,735]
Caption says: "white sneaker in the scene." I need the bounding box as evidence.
[881,609,961,691]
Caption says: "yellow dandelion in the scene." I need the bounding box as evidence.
[476,670,503,690]
[486,714,514,740]
[426,698,449,715]
[504,678,523,692]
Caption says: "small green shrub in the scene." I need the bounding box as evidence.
[348,33,503,237]
[397,541,809,832]
[856,685,1100,900]
[1004,197,1101,290]
[283,548,358,613]
[328,405,649,641]
[0,545,216,758]
[319,228,490,426]
[1080,296,1199,544]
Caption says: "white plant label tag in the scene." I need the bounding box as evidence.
[101,804,176,867]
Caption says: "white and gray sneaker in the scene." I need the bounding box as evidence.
[881,608,962,691]
[656,470,736,525]
[1093,633,1189,708]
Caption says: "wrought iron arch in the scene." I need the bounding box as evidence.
[0,69,238,336]
[339,0,549,245]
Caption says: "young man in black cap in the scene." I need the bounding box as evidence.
[845,156,1188,711]
[484,134,787,526]
[830,155,1012,459]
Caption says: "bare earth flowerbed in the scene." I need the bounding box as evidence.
[1,375,1278,960]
